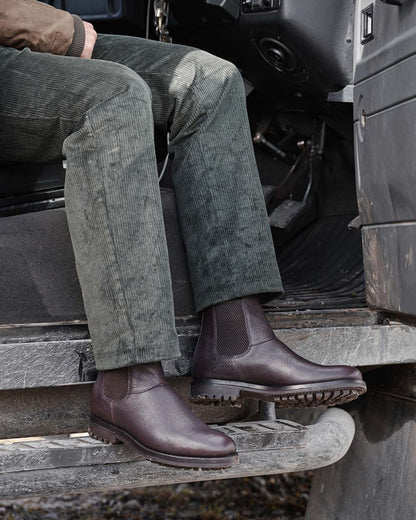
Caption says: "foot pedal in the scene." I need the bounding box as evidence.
[269,200,307,229]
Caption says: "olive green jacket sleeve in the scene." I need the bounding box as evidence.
[0,0,85,56]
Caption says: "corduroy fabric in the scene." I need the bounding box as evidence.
[0,34,283,370]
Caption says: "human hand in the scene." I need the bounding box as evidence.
[80,21,97,59]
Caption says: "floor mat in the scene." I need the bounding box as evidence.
[268,215,366,310]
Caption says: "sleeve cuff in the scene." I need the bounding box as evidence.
[65,15,85,57]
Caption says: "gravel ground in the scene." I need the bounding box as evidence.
[0,472,313,520]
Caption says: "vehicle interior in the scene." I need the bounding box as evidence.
[2,1,416,517]
[0,0,364,321]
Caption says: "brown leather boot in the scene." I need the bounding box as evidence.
[89,362,237,468]
[191,295,366,408]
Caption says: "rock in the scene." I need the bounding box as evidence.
[122,499,141,510]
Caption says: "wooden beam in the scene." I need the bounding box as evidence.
[0,378,257,440]
[0,318,415,391]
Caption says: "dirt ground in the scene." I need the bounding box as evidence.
[0,472,313,520]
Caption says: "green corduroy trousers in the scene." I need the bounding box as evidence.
[0,34,283,370]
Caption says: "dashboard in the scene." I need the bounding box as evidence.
[40,0,354,96]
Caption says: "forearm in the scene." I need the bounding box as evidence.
[0,0,84,56]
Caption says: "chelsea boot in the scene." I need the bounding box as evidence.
[191,295,366,408]
[89,362,237,468]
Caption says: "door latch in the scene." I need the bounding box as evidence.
[361,4,374,44]
[380,0,403,5]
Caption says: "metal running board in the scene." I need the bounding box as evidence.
[0,409,354,500]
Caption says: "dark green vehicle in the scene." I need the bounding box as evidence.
[1,1,415,518]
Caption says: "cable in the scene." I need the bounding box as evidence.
[145,0,152,39]
[158,132,170,182]
[146,0,169,182]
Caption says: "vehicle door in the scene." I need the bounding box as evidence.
[354,0,416,315]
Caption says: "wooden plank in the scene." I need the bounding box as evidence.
[0,385,90,440]
[0,378,257,440]
[0,308,380,344]
[0,409,354,500]
[0,321,415,391]
[0,334,196,390]
[0,322,90,344]
[279,324,416,367]
[362,224,416,316]
[265,308,380,329]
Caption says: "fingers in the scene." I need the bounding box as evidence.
[80,21,97,59]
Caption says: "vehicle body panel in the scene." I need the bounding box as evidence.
[354,0,416,315]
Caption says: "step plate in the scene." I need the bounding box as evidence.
[0,409,355,501]
[0,420,307,474]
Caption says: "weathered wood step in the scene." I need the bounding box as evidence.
[0,378,258,440]
[0,408,355,500]
[1,309,415,391]
[1,307,413,440]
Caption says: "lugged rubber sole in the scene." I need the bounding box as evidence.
[190,378,367,408]
[88,414,238,469]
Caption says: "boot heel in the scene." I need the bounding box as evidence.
[88,416,122,444]
[191,379,242,406]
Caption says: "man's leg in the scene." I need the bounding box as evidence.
[92,34,283,310]
[92,35,366,407]
[0,46,236,468]
[1,45,179,370]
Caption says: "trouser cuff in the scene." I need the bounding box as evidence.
[194,279,284,313]
[94,340,181,371]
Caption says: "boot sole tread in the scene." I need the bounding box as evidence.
[190,379,366,408]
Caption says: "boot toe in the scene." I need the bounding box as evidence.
[330,364,363,382]
[311,363,363,384]
[193,429,236,458]
[212,431,237,457]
